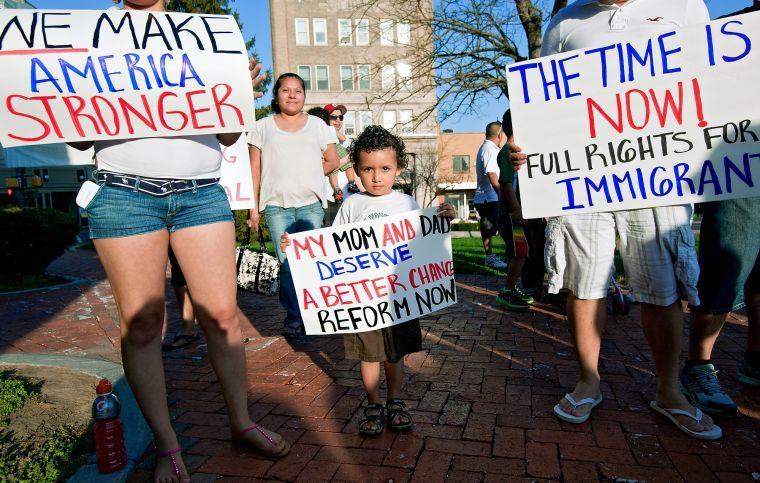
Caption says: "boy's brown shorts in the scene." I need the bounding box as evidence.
[344,319,422,363]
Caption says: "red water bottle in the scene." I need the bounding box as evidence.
[92,379,127,474]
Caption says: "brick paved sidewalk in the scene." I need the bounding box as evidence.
[1,249,758,482]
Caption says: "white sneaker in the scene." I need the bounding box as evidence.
[485,254,508,269]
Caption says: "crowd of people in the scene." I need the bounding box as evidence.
[66,0,759,481]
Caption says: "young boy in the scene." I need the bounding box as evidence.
[283,126,455,435]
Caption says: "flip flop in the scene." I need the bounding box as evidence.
[161,333,200,352]
[553,393,603,423]
[649,401,722,440]
[232,424,291,458]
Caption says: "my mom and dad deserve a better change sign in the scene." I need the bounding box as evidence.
[0,8,256,210]
[286,208,456,336]
[506,12,760,219]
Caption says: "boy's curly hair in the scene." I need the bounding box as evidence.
[350,125,408,169]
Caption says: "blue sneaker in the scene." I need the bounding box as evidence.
[680,363,737,415]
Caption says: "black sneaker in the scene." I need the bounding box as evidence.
[347,181,361,194]
[496,289,530,311]
[680,362,737,415]
[737,357,760,387]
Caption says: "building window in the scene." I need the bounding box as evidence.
[357,65,371,90]
[355,19,369,45]
[340,65,354,91]
[380,19,394,45]
[397,22,411,45]
[338,19,352,45]
[452,155,470,173]
[313,18,327,45]
[359,110,373,132]
[382,110,397,131]
[381,65,395,90]
[397,61,412,90]
[295,18,309,45]
[344,111,356,136]
[297,65,311,91]
[399,109,413,134]
[315,65,329,91]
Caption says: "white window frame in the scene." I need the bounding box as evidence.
[359,110,373,132]
[397,21,411,45]
[382,110,397,132]
[381,64,395,90]
[315,65,330,91]
[357,65,371,90]
[399,109,413,134]
[355,18,370,46]
[295,18,309,45]
[380,19,394,46]
[297,65,312,91]
[344,111,356,136]
[338,18,352,45]
[340,65,354,91]
[312,18,327,46]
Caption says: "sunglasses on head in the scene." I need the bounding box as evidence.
[330,115,344,121]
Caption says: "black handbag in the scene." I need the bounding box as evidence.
[235,225,280,296]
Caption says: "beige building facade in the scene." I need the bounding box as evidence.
[268,0,439,203]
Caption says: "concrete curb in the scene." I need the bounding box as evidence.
[0,354,151,483]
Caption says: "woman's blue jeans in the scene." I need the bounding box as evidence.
[264,201,324,333]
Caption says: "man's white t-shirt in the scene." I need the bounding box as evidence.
[248,114,338,210]
[542,0,710,56]
[473,139,500,204]
[335,191,419,225]
[94,135,223,179]
[323,137,354,202]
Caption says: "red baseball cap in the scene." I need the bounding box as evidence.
[324,103,347,115]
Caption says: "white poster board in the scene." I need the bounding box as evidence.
[506,12,760,219]
[286,207,456,335]
[219,135,254,210]
[0,9,254,147]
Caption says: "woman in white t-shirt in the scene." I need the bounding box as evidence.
[72,2,291,481]
[247,73,340,338]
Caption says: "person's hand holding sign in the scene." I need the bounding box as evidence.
[249,58,266,99]
[436,202,457,220]
[509,140,527,172]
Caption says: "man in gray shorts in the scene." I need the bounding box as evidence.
[511,0,720,440]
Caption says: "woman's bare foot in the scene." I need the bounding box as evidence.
[656,391,716,434]
[233,423,290,457]
[154,447,189,483]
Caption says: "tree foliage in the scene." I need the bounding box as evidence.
[354,0,567,121]
[165,0,272,100]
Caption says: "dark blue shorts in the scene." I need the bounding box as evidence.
[86,183,233,239]
[693,197,760,313]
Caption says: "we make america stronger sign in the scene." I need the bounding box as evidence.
[0,9,254,147]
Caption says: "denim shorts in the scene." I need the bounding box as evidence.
[86,183,233,239]
[693,197,760,313]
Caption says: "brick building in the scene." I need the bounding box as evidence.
[436,131,485,221]
[268,0,439,204]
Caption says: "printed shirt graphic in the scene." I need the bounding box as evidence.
[335,191,420,225]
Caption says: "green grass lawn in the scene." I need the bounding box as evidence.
[451,237,508,276]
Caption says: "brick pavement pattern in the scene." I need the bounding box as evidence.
[1,249,759,482]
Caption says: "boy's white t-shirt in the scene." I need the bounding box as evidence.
[94,135,223,179]
[248,114,338,210]
[335,191,419,225]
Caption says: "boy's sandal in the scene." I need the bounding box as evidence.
[233,424,291,458]
[649,401,723,440]
[156,447,182,481]
[358,403,385,436]
[386,398,413,431]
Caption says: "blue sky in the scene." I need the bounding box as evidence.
[34,0,753,132]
